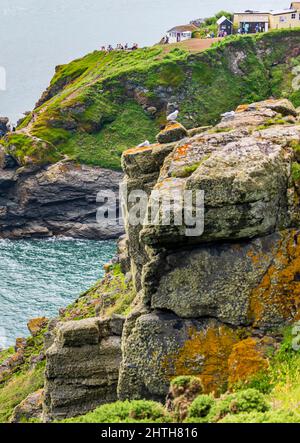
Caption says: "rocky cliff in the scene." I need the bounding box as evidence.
[2,30,300,239]
[0,159,123,239]
[37,98,300,421]
[118,98,300,400]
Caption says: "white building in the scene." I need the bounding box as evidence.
[166,24,198,43]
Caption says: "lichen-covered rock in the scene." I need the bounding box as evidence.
[10,389,44,423]
[227,338,273,387]
[118,312,275,400]
[140,133,291,247]
[44,315,125,421]
[118,99,300,398]
[142,229,300,327]
[156,122,188,144]
[27,317,48,337]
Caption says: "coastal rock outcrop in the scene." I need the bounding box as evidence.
[42,98,300,418]
[118,99,300,400]
[0,161,123,239]
[44,316,125,420]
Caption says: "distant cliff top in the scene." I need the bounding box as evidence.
[2,28,300,170]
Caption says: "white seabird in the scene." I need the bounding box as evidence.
[167,110,179,122]
[137,140,151,148]
[221,111,235,119]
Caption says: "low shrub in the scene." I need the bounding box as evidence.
[188,395,215,418]
[62,400,171,423]
[220,410,300,423]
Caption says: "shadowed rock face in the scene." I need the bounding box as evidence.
[118,99,300,399]
[0,161,123,239]
[44,316,125,421]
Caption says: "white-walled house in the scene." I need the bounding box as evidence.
[166,24,198,43]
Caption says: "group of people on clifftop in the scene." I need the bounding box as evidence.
[100,43,139,52]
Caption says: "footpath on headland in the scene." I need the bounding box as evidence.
[164,37,223,52]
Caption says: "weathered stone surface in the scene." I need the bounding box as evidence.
[140,133,291,247]
[0,146,18,169]
[145,234,277,325]
[118,235,131,274]
[10,389,44,423]
[27,317,48,337]
[118,99,300,398]
[248,98,298,117]
[44,316,125,421]
[0,161,124,239]
[142,230,300,328]
[0,351,24,383]
[118,312,275,400]
[156,122,188,144]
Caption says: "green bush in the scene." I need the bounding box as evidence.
[230,389,270,414]
[208,389,269,422]
[220,410,300,423]
[188,395,215,418]
[62,400,172,423]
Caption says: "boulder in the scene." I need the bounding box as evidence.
[10,389,44,423]
[140,133,291,247]
[156,122,188,144]
[27,317,48,337]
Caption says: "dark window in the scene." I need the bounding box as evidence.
[292,13,296,19]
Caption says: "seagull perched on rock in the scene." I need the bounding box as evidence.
[167,110,179,122]
[137,140,151,148]
[221,111,235,119]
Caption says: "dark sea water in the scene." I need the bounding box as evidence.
[0,239,116,347]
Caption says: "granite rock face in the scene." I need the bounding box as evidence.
[0,161,123,239]
[44,316,125,421]
[118,99,300,399]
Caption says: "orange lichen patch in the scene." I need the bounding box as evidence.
[154,177,185,191]
[162,325,239,395]
[228,337,269,387]
[27,317,48,337]
[248,230,300,327]
[161,122,183,132]
[123,145,155,156]
[173,144,191,161]
[235,104,250,113]
[247,246,275,271]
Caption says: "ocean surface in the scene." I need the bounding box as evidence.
[0,0,286,122]
[0,239,116,347]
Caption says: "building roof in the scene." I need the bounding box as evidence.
[234,10,270,15]
[167,24,198,33]
[217,15,233,25]
[270,8,296,15]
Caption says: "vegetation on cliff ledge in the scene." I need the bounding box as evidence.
[2,28,300,168]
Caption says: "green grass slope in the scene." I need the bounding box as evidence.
[2,29,300,169]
